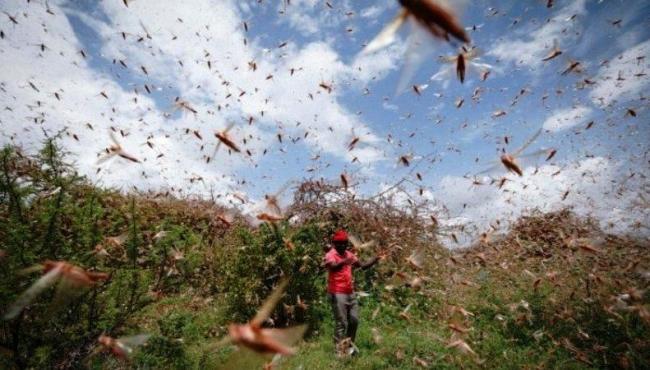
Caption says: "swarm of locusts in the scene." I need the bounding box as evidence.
[1,0,648,368]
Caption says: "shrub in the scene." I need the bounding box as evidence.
[221,222,327,333]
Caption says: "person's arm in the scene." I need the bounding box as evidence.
[325,256,353,271]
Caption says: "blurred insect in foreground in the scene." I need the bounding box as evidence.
[214,211,235,228]
[361,0,470,93]
[4,261,109,320]
[348,233,376,252]
[478,128,554,177]
[447,338,477,356]
[95,334,151,360]
[97,131,140,164]
[406,248,425,269]
[217,279,307,359]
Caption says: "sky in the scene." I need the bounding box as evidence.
[0,0,648,247]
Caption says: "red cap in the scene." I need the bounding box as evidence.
[332,230,348,242]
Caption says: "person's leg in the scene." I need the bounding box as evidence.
[329,293,348,344]
[346,294,359,343]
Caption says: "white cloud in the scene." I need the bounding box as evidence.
[0,0,401,200]
[433,157,650,248]
[589,39,650,106]
[489,0,587,71]
[89,0,394,164]
[542,105,592,132]
[351,43,404,84]
[0,1,219,196]
[360,5,383,20]
[278,1,320,35]
[274,0,351,37]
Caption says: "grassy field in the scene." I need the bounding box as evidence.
[0,143,648,369]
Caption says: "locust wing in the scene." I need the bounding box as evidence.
[362,9,409,54]
[4,265,62,319]
[251,278,289,327]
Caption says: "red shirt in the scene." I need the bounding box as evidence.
[324,248,358,294]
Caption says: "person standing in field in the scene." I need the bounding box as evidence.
[324,229,380,356]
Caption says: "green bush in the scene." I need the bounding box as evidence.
[221,222,327,333]
[132,334,189,369]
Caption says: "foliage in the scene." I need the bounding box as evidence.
[220,222,327,331]
[0,142,648,369]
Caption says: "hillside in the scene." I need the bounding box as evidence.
[0,143,647,369]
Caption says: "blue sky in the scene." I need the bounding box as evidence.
[0,0,648,245]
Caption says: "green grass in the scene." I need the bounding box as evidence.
[113,289,597,369]
[1,143,647,369]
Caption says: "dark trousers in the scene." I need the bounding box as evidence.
[328,293,359,343]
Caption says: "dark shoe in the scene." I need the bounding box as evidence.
[349,343,359,356]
